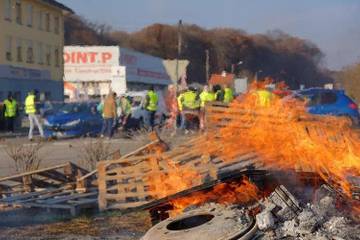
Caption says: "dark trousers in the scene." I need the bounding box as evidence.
[147,111,156,129]
[101,118,114,137]
[5,117,15,132]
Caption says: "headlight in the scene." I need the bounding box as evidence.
[44,119,52,126]
[63,119,81,127]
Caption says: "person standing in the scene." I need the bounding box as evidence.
[101,91,117,138]
[223,85,234,103]
[3,92,18,133]
[120,95,132,129]
[144,86,158,130]
[177,87,200,131]
[25,90,44,140]
[199,85,216,130]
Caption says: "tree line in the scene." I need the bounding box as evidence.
[64,14,333,89]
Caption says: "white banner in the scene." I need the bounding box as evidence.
[64,46,119,82]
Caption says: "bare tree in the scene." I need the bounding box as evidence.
[5,142,44,173]
[78,139,112,170]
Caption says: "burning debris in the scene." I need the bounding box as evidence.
[143,184,360,240]
[142,203,257,240]
[255,185,360,239]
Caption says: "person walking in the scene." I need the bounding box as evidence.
[101,91,117,138]
[25,90,44,140]
[144,86,158,130]
[3,92,18,133]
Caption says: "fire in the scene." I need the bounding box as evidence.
[147,155,202,199]
[170,178,260,216]
[145,79,359,215]
[204,81,360,213]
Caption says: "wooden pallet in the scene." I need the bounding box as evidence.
[0,187,98,216]
[97,135,261,211]
[0,162,98,216]
[0,162,92,196]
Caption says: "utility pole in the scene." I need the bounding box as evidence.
[176,20,182,85]
[205,49,210,83]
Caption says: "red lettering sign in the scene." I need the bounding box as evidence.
[63,51,113,64]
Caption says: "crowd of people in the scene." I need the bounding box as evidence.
[1,81,278,140]
[166,84,235,133]
[96,86,159,139]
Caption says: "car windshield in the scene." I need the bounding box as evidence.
[59,104,87,114]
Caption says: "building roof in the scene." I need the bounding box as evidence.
[209,72,235,86]
[41,0,74,13]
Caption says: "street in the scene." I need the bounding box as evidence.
[0,137,145,177]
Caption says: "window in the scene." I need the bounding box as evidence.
[37,42,43,64]
[45,12,50,32]
[54,16,60,34]
[54,48,60,67]
[26,4,33,27]
[16,0,22,24]
[320,92,337,105]
[38,10,43,30]
[4,0,12,21]
[46,45,51,66]
[16,39,22,62]
[26,40,34,63]
[5,36,12,61]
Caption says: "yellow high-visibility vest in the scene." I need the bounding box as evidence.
[3,99,17,117]
[256,89,273,107]
[146,90,158,111]
[200,91,216,107]
[25,94,36,114]
[179,91,200,110]
[223,88,234,103]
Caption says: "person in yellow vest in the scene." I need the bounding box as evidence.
[120,95,132,129]
[199,85,216,130]
[223,85,234,103]
[144,86,158,129]
[3,92,18,133]
[25,90,44,140]
[255,85,273,107]
[177,86,200,131]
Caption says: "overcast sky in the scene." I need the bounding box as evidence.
[60,0,360,70]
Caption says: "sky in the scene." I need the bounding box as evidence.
[60,0,360,70]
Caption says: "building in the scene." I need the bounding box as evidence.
[64,46,174,99]
[0,0,73,102]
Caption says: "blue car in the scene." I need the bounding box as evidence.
[44,102,103,138]
[295,88,360,124]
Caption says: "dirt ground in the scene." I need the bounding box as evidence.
[0,130,194,239]
[0,209,151,240]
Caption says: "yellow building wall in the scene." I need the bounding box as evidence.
[0,0,64,80]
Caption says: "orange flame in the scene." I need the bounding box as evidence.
[145,80,359,215]
[170,178,260,216]
[204,82,360,213]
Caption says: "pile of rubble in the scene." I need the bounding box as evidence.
[142,184,360,240]
[256,185,360,240]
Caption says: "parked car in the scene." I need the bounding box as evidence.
[44,102,102,138]
[294,88,359,124]
[124,91,168,128]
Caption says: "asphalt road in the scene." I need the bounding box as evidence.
[0,137,146,177]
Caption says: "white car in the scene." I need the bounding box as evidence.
[124,90,168,126]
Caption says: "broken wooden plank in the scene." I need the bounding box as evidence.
[0,163,70,183]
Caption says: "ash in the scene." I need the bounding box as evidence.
[255,185,360,240]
